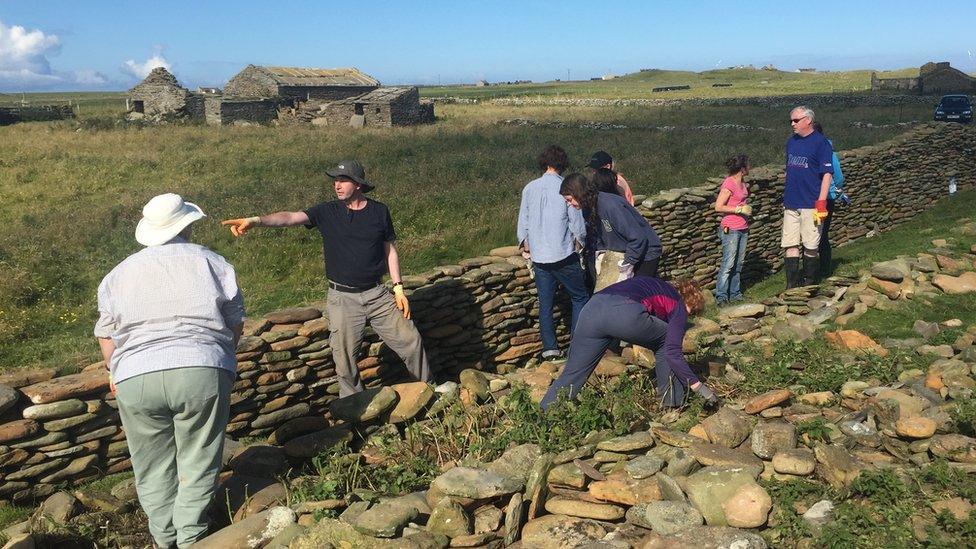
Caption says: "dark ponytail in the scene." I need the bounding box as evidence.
[725,154,750,176]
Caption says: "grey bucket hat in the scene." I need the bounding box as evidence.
[326,160,374,193]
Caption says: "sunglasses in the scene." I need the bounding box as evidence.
[790,117,807,123]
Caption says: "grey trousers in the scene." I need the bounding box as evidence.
[328,285,430,397]
[116,367,233,549]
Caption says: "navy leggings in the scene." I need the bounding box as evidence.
[540,293,689,409]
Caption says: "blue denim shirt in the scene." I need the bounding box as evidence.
[517,172,586,264]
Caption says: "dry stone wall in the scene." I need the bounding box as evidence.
[0,123,973,502]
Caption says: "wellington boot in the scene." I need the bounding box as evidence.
[802,254,820,286]
[785,257,802,289]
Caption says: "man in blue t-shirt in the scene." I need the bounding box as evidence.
[782,106,833,288]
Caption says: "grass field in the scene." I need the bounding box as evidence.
[0,81,941,371]
[421,67,932,100]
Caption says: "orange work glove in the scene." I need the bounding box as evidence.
[392,284,411,319]
[813,200,829,225]
[221,216,261,237]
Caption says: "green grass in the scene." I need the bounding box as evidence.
[0,98,937,371]
[745,190,976,300]
[423,67,888,100]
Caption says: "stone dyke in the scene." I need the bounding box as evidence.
[433,92,942,109]
[0,105,75,126]
[0,122,973,503]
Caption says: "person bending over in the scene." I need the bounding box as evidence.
[540,276,719,410]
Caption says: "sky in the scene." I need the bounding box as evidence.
[1,0,975,92]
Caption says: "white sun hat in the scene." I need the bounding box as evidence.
[135,193,206,247]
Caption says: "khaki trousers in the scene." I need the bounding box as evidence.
[327,285,430,397]
[116,367,233,549]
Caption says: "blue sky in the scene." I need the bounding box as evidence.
[1,0,974,92]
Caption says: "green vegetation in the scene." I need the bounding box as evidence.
[423,68,885,100]
[0,99,933,371]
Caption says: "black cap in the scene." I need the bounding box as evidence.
[586,151,613,169]
[326,160,374,193]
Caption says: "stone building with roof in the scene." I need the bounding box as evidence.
[223,65,380,103]
[872,62,976,94]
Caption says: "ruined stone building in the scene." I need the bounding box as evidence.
[296,87,434,127]
[872,61,976,94]
[127,64,435,127]
[127,67,203,122]
[223,65,380,103]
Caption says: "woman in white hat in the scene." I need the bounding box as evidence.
[94,193,244,549]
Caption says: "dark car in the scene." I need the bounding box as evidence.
[933,94,972,123]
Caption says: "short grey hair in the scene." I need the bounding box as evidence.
[791,105,815,122]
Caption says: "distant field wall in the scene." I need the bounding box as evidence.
[434,93,941,108]
[0,105,74,126]
[0,122,973,503]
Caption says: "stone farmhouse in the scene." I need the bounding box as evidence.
[872,61,976,94]
[126,65,434,127]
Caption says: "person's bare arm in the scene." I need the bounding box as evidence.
[714,188,734,213]
[818,173,833,202]
[97,338,116,364]
[385,241,403,284]
[222,211,310,236]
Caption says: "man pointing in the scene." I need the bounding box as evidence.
[223,160,430,396]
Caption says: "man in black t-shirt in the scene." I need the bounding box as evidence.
[223,160,429,397]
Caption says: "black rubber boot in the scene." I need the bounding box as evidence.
[784,257,801,289]
[803,253,820,286]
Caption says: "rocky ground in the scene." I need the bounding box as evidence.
[5,223,976,548]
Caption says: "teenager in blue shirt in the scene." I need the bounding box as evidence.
[783,106,833,288]
[812,122,847,276]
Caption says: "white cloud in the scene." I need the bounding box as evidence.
[121,51,171,80]
[0,19,110,90]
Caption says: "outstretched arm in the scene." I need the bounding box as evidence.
[222,211,310,236]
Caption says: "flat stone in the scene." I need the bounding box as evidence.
[685,466,759,525]
[627,500,702,534]
[30,491,79,529]
[487,443,541,485]
[544,497,624,520]
[283,427,352,459]
[503,492,524,546]
[426,496,471,538]
[473,505,503,534]
[895,416,937,439]
[597,431,655,452]
[743,389,792,414]
[251,403,311,429]
[721,303,766,319]
[721,483,771,528]
[772,448,817,475]
[389,382,434,423]
[688,442,763,471]
[111,477,138,501]
[431,467,524,499]
[190,507,296,549]
[652,428,700,448]
[5,458,66,481]
[21,370,111,404]
[824,330,889,357]
[39,454,98,484]
[0,385,19,416]
[548,462,586,488]
[263,307,321,325]
[351,495,421,538]
[588,476,661,506]
[701,408,753,448]
[458,370,490,402]
[625,455,665,479]
[229,444,288,478]
[22,400,87,421]
[931,497,974,521]
[871,259,910,282]
[43,412,96,432]
[751,421,797,459]
[328,386,398,423]
[642,526,768,549]
[0,368,57,389]
[802,499,835,532]
[0,420,39,443]
[520,515,607,549]
[267,416,330,446]
[814,443,866,488]
[933,272,976,294]
[930,434,976,463]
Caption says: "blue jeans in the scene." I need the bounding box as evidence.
[533,253,590,352]
[715,228,748,303]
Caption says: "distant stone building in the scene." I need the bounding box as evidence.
[475,79,489,87]
[127,67,203,122]
[872,61,976,94]
[302,87,434,127]
[198,87,222,95]
[223,65,380,103]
